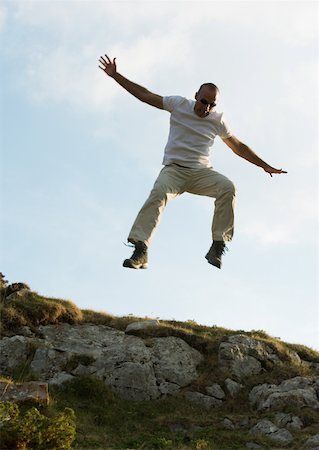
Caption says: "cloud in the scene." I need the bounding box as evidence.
[0,3,7,31]
[6,1,316,113]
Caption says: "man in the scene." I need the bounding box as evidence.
[99,54,287,270]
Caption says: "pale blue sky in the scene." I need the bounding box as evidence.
[1,1,318,350]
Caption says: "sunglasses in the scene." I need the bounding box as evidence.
[200,98,216,108]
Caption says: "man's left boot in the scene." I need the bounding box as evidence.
[205,241,227,269]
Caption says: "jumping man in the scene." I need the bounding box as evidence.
[99,54,287,269]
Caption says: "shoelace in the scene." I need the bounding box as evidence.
[214,243,228,257]
[123,242,145,259]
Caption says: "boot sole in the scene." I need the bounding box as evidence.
[205,254,221,269]
[123,259,148,269]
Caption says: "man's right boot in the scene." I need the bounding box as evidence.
[205,240,227,269]
[123,241,148,269]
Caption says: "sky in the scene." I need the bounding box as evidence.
[1,0,318,350]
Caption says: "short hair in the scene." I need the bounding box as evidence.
[198,82,219,93]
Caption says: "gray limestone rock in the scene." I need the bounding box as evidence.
[48,372,75,386]
[249,376,319,411]
[223,418,235,430]
[0,336,33,375]
[4,323,204,401]
[125,320,160,332]
[205,383,225,399]
[184,391,223,409]
[304,434,319,448]
[274,412,303,430]
[218,334,301,379]
[250,419,279,435]
[150,336,203,387]
[225,378,244,397]
[250,419,294,445]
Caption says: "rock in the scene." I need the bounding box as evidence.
[158,381,180,396]
[205,383,225,399]
[218,334,301,379]
[15,326,35,337]
[13,323,203,401]
[270,428,295,445]
[106,361,159,401]
[245,443,262,449]
[0,381,49,405]
[125,320,160,332]
[150,336,203,387]
[250,419,278,435]
[48,372,74,386]
[4,283,30,300]
[304,434,319,448]
[223,418,235,430]
[249,376,319,411]
[250,419,294,445]
[184,391,223,409]
[274,412,303,430]
[0,336,32,376]
[225,378,244,397]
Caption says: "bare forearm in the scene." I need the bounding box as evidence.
[235,143,269,169]
[113,72,150,102]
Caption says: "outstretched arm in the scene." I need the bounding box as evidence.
[99,54,164,110]
[222,135,287,177]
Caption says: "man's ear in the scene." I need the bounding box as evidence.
[195,92,198,100]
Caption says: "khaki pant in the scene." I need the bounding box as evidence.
[128,164,236,247]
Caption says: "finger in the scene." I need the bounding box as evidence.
[113,57,117,65]
[98,66,106,71]
[105,54,111,63]
[100,56,107,65]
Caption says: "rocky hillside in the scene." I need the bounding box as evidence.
[0,275,319,449]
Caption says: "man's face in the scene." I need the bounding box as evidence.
[194,86,219,118]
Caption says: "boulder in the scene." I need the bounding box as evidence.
[249,376,319,411]
[125,320,160,332]
[225,378,244,397]
[274,412,303,431]
[150,336,203,388]
[0,336,32,376]
[12,323,204,401]
[218,334,301,379]
[250,419,294,445]
[304,434,319,448]
[223,418,235,430]
[205,383,225,400]
[0,381,48,405]
[184,391,223,409]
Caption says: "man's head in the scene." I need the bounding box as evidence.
[194,83,219,118]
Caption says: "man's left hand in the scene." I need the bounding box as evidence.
[263,166,288,177]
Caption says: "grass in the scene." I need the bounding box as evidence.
[47,376,319,450]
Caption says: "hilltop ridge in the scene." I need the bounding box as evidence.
[1,275,319,449]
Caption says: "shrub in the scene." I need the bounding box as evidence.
[0,401,76,450]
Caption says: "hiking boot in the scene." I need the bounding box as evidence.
[123,241,148,269]
[205,241,227,269]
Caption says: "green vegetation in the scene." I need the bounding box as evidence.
[48,376,267,449]
[0,401,75,449]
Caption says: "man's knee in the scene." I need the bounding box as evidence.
[221,179,236,197]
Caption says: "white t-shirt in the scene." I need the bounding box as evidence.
[162,95,232,168]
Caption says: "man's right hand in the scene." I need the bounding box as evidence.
[98,54,164,110]
[99,54,117,78]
